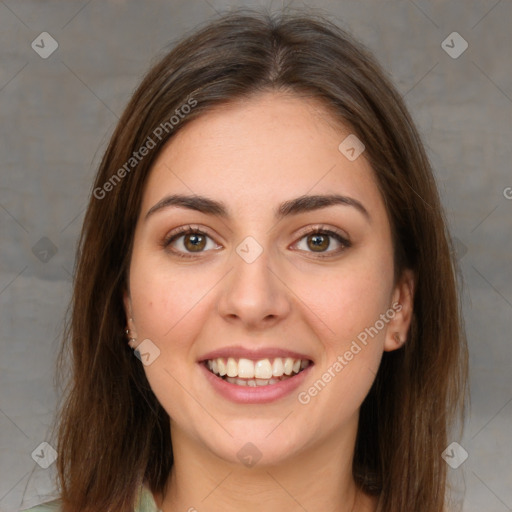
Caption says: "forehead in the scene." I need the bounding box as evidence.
[141,91,384,220]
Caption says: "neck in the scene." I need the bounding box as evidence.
[154,414,378,512]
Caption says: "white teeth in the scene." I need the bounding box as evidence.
[225,375,294,386]
[205,356,311,383]
[254,359,273,379]
[283,357,295,375]
[217,358,227,376]
[226,357,238,378]
[238,358,255,379]
[272,358,284,377]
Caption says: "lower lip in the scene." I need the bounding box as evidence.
[199,361,314,404]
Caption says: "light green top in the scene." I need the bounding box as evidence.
[22,485,385,511]
[21,484,161,512]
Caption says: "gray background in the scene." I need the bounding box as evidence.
[1,0,511,511]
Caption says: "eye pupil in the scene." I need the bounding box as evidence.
[185,233,206,251]
[308,234,329,252]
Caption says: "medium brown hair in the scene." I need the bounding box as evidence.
[48,8,468,512]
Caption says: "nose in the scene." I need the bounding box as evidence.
[216,241,292,329]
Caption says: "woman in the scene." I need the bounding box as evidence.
[22,8,468,512]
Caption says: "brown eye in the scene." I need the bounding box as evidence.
[294,228,351,258]
[162,227,220,259]
[183,232,207,252]
[307,233,330,252]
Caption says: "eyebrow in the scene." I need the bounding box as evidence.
[144,193,371,223]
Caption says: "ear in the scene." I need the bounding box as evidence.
[123,290,138,348]
[384,268,415,352]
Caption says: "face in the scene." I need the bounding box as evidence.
[124,91,414,467]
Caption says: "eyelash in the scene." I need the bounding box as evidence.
[161,224,351,259]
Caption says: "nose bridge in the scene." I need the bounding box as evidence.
[217,233,290,325]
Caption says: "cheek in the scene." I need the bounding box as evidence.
[127,257,209,412]
[319,257,391,314]
[129,247,198,338]
[294,258,392,425]
[293,241,394,362]
[128,251,220,376]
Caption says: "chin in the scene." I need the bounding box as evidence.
[203,424,307,468]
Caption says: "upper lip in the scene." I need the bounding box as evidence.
[198,345,314,363]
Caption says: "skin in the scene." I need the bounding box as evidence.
[123,91,415,512]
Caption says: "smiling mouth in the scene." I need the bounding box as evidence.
[203,356,312,387]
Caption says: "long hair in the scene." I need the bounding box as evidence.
[51,8,468,511]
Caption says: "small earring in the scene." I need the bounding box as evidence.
[393,332,402,344]
[125,326,137,347]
